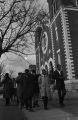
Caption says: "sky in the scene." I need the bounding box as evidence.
[1,53,36,77]
[0,0,48,77]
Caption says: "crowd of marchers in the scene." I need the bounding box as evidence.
[0,64,67,111]
[0,69,40,111]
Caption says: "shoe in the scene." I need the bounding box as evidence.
[26,107,29,110]
[44,108,48,110]
[5,103,9,106]
[60,103,65,107]
[29,108,34,112]
[44,106,48,110]
[33,104,36,108]
[37,104,40,107]
[5,102,10,106]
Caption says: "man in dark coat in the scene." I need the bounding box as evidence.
[53,64,66,106]
[32,70,40,107]
[2,73,12,105]
[22,69,34,111]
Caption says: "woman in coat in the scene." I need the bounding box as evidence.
[39,69,50,110]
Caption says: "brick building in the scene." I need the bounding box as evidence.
[35,0,78,81]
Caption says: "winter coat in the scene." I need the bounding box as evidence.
[22,73,34,100]
[39,74,50,98]
[53,70,65,89]
[33,74,39,95]
[2,76,12,99]
[16,75,23,98]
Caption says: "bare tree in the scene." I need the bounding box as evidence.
[0,0,48,58]
[0,61,6,81]
[9,69,15,78]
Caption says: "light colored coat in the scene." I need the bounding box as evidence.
[39,74,50,98]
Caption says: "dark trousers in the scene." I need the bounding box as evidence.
[6,97,10,105]
[58,87,66,104]
[25,97,33,109]
[33,93,39,107]
[25,98,29,109]
[42,96,48,109]
[20,95,24,107]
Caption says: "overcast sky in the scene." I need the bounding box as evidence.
[1,53,36,77]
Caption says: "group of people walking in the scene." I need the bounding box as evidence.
[1,69,40,111]
[1,64,66,111]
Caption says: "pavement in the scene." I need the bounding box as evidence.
[22,90,78,120]
[0,96,26,120]
[0,90,78,120]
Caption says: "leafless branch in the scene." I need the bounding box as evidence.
[0,0,48,57]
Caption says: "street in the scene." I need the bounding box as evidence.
[0,96,26,120]
[23,98,78,120]
[22,90,78,120]
[0,90,78,120]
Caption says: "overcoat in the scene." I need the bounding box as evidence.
[22,73,34,100]
[53,70,65,89]
[2,76,12,99]
[39,74,50,98]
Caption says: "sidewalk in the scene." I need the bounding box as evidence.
[0,97,26,120]
[22,91,78,120]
